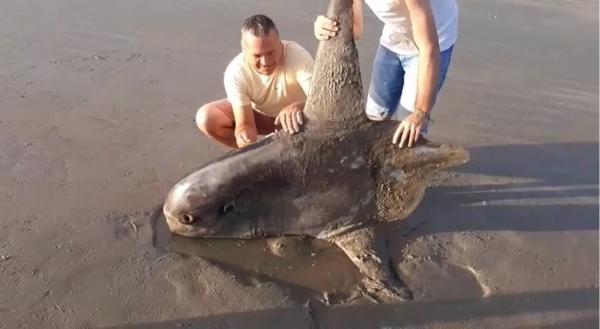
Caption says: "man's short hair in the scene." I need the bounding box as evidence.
[241,14,279,37]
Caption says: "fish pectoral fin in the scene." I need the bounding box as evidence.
[331,226,413,303]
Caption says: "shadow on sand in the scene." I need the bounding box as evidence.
[400,142,599,235]
[103,288,598,329]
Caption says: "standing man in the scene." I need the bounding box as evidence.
[197,14,314,148]
[314,0,458,148]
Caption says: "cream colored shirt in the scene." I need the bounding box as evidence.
[224,41,314,117]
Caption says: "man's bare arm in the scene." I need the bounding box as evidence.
[352,0,364,40]
[232,104,258,147]
[405,0,440,114]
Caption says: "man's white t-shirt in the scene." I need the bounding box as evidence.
[224,41,314,118]
[364,0,458,55]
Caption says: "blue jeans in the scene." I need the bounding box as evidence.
[365,44,454,133]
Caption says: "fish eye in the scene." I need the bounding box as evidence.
[180,214,196,225]
[220,202,235,214]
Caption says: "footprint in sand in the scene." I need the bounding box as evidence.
[399,258,488,300]
[164,258,211,308]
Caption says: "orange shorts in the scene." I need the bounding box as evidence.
[216,100,276,135]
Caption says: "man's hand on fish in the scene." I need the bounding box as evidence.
[234,122,258,148]
[393,112,427,148]
[314,15,339,41]
[275,102,304,134]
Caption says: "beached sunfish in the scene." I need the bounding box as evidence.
[163,0,468,302]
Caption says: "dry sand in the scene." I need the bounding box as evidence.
[0,0,598,328]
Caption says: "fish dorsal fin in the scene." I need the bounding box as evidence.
[304,0,365,127]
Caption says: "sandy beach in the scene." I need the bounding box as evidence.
[0,0,598,328]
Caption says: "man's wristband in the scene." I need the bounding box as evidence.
[414,108,433,123]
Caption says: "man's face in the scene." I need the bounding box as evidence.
[241,30,283,76]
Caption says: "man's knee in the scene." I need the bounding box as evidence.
[365,96,390,121]
[366,113,386,121]
[195,104,213,133]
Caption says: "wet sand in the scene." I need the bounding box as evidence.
[0,0,598,328]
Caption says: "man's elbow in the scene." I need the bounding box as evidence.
[418,41,440,59]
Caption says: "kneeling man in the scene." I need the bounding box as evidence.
[196,14,314,148]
